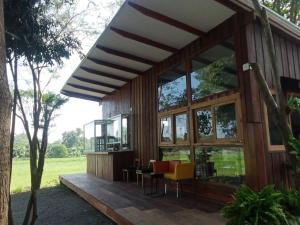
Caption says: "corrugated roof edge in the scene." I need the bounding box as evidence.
[60,0,130,96]
[61,0,300,97]
[233,0,300,40]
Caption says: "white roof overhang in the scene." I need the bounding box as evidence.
[61,0,300,102]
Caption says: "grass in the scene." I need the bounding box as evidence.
[11,157,86,193]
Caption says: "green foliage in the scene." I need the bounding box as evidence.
[13,133,30,158]
[62,128,84,149]
[288,135,300,156]
[280,188,300,220]
[289,97,300,114]
[223,185,289,225]
[4,0,80,65]
[261,0,300,25]
[47,144,68,158]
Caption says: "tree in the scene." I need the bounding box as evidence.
[4,0,86,223]
[62,128,84,149]
[261,0,300,25]
[250,0,299,182]
[0,0,12,224]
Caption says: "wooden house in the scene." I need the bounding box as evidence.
[61,0,300,201]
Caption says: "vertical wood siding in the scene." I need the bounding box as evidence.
[248,22,300,187]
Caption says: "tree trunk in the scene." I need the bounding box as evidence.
[0,0,12,224]
[8,57,17,225]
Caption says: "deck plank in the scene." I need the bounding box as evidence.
[60,173,226,225]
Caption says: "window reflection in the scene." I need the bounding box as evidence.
[216,103,237,139]
[176,114,188,142]
[160,147,191,162]
[195,147,245,186]
[196,108,213,141]
[161,117,172,143]
[158,64,187,111]
[191,39,237,101]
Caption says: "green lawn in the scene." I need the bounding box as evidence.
[11,157,86,193]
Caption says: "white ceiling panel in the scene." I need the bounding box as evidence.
[67,77,116,93]
[73,69,127,87]
[88,47,151,72]
[112,5,198,49]
[99,29,172,62]
[131,0,235,32]
[63,86,105,98]
[82,59,138,79]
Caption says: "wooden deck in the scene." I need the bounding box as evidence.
[60,173,226,225]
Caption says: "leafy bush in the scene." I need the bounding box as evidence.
[223,185,289,225]
[280,188,300,221]
[47,144,68,158]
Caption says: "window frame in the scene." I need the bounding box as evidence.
[158,106,190,147]
[192,92,243,145]
[264,92,300,152]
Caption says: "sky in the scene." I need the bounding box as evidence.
[10,0,124,143]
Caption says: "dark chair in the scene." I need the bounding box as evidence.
[136,160,156,192]
[122,158,140,183]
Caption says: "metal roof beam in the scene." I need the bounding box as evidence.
[73,75,120,90]
[62,90,102,102]
[80,66,131,82]
[87,56,143,75]
[96,45,158,66]
[110,27,178,53]
[128,1,206,36]
[67,83,111,95]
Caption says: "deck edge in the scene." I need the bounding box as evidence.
[59,175,134,225]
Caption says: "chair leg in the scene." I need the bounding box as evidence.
[122,171,125,182]
[164,182,167,195]
[136,173,139,186]
[126,171,129,183]
[176,181,179,199]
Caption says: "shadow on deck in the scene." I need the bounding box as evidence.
[59,173,226,225]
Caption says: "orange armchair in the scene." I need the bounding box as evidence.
[153,161,194,198]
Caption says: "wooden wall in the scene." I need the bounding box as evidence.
[102,83,131,119]
[100,13,298,190]
[244,22,300,188]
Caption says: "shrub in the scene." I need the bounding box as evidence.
[280,188,300,222]
[223,185,289,225]
[47,144,68,158]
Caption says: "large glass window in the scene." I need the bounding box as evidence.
[191,38,237,101]
[160,147,191,162]
[175,113,188,143]
[160,117,173,143]
[158,64,187,111]
[195,147,245,186]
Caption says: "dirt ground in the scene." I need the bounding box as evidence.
[12,185,116,225]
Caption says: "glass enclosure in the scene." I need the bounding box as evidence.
[84,114,129,152]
